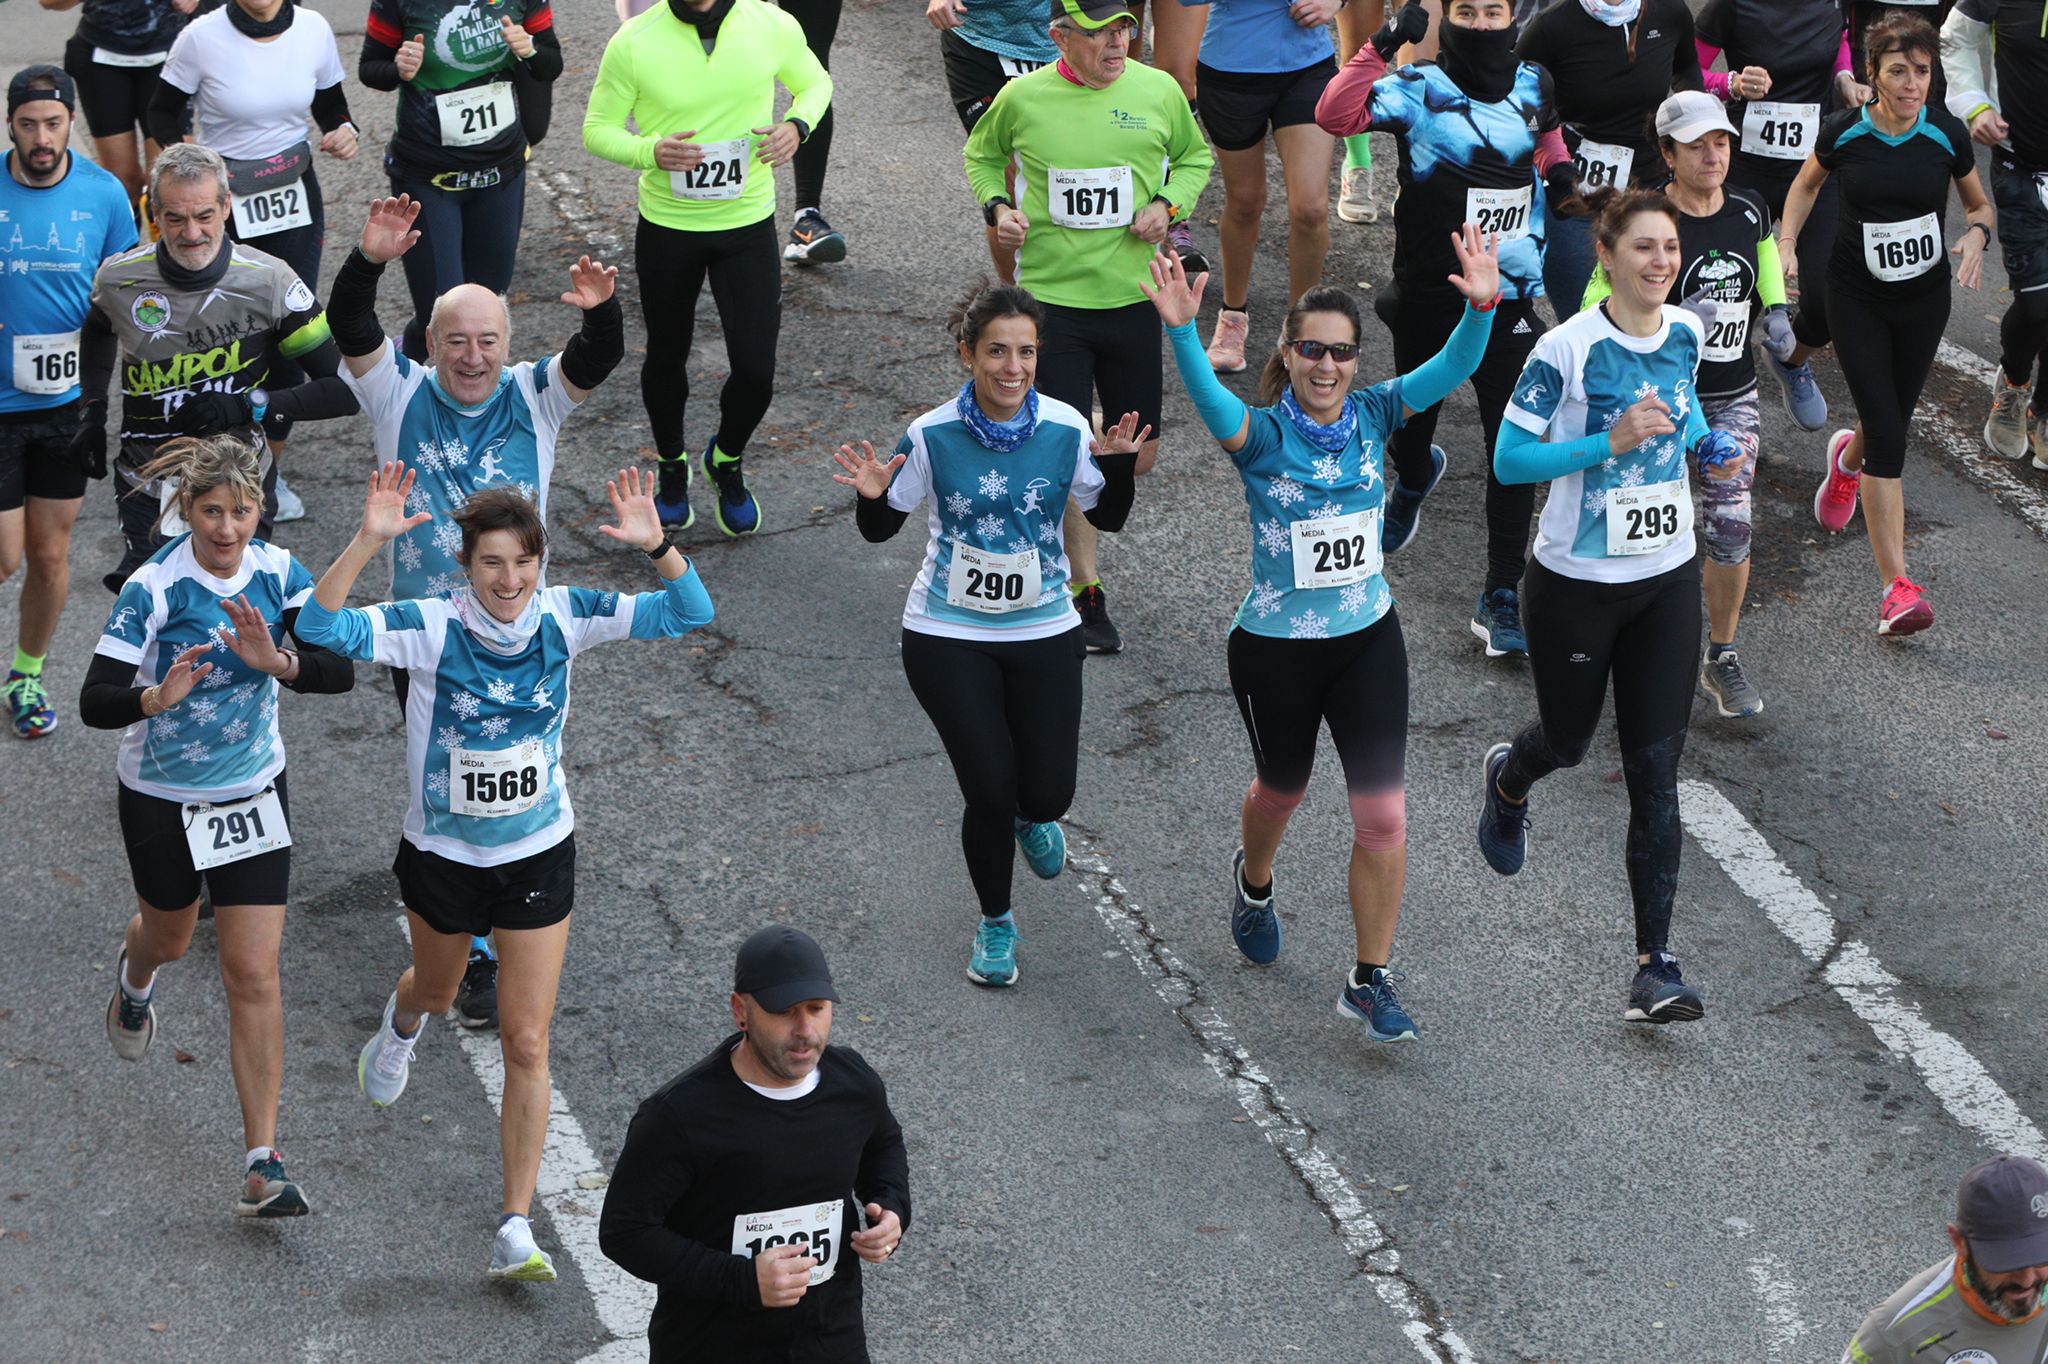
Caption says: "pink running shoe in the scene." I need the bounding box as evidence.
[1814,429,1860,532]
[1208,309,1250,374]
[1878,577,1934,636]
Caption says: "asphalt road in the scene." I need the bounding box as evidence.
[4,2,2047,1361]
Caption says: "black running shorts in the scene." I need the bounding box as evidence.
[1194,59,1336,153]
[942,29,1049,134]
[0,401,87,512]
[118,771,293,911]
[394,834,576,938]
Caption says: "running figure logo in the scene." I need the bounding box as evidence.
[1018,478,1053,517]
[475,441,511,484]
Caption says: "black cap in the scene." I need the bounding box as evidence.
[1050,0,1136,29]
[1957,1155,2048,1274]
[733,926,839,1012]
[8,66,77,119]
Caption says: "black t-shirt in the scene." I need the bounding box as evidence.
[1816,102,1976,295]
[1698,0,1846,184]
[76,0,187,56]
[1516,0,1703,190]
[1949,0,2048,169]
[1669,184,1775,398]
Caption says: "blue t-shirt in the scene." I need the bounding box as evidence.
[1191,0,1336,75]
[0,153,139,413]
[97,536,315,803]
[1232,382,1405,639]
[958,0,1058,64]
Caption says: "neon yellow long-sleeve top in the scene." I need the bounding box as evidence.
[583,0,832,233]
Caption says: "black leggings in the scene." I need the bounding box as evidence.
[634,215,782,461]
[1497,556,1701,955]
[779,0,840,210]
[389,169,528,362]
[1820,284,1948,480]
[901,626,1085,918]
[1382,287,1544,592]
[228,166,324,443]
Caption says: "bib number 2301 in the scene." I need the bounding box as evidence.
[732,1199,843,1287]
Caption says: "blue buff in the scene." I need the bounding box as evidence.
[1166,321,1250,441]
[1399,302,1496,414]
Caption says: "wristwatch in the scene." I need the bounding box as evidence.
[982,195,1012,226]
[247,387,271,425]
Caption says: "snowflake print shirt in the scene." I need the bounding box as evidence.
[1232,383,1405,641]
[1503,304,1704,584]
[886,394,1105,642]
[294,571,714,866]
[97,536,315,803]
[340,338,579,600]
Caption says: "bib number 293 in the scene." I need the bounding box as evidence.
[1604,479,1688,556]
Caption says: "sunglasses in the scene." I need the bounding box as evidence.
[1287,339,1360,362]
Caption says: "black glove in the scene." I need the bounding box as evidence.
[1544,162,1584,218]
[1371,1,1429,58]
[69,400,108,480]
[168,389,255,436]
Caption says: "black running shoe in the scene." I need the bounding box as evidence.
[1476,742,1529,876]
[1626,951,1705,1024]
[783,208,847,265]
[1075,584,1123,655]
[236,1151,311,1218]
[454,950,499,1029]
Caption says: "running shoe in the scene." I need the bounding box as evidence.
[1207,309,1250,374]
[1338,967,1418,1042]
[1625,950,1705,1024]
[4,669,57,739]
[272,474,307,523]
[1699,649,1764,718]
[783,207,847,266]
[1228,847,1281,965]
[489,1216,558,1282]
[235,1150,311,1218]
[1763,351,1827,431]
[967,915,1018,987]
[1476,741,1528,876]
[1984,369,2032,459]
[454,949,499,1029]
[1166,220,1210,277]
[1075,583,1123,655]
[1878,576,1934,637]
[1337,163,1377,225]
[1014,818,1066,879]
[357,992,420,1108]
[1813,429,1860,533]
[1469,587,1528,658]
[105,948,156,1061]
[2031,412,2048,472]
[653,456,693,530]
[702,445,761,537]
[1381,445,1446,556]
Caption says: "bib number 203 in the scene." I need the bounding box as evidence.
[1623,503,1680,543]
[460,765,539,806]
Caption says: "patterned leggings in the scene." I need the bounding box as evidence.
[1700,390,1760,568]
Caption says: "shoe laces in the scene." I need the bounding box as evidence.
[248,1152,287,1183]
[1365,968,1409,1013]
[116,990,153,1031]
[1884,576,1924,608]
[1215,311,1249,344]
[1640,952,1684,986]
[977,917,1017,959]
[1485,589,1521,625]
[375,1024,418,1078]
[1017,822,1056,859]
[1993,381,2028,417]
[5,671,49,710]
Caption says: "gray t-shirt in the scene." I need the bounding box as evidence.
[1845,1255,2048,1363]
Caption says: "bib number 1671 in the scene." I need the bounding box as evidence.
[1060,184,1119,220]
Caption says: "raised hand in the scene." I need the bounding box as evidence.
[219,594,288,675]
[1094,410,1153,458]
[1445,222,1500,307]
[156,642,215,709]
[597,466,666,551]
[1139,249,1208,328]
[360,195,424,265]
[396,32,426,81]
[832,440,906,500]
[1606,394,1676,457]
[499,14,536,59]
[360,461,434,545]
[560,255,619,310]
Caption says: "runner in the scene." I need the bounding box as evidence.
[1479,186,1747,1025]
[928,0,1061,283]
[962,0,1213,654]
[1149,0,1211,268]
[599,926,909,1363]
[358,0,562,362]
[77,141,357,594]
[583,0,833,537]
[1188,0,1339,374]
[1328,0,1444,225]
[1515,0,1703,317]
[832,283,1137,987]
[1,68,138,739]
[80,433,354,1218]
[1316,0,1575,661]
[1849,1,1956,98]
[780,0,848,265]
[1772,11,1989,635]
[147,0,359,523]
[1140,231,1500,1041]
[1942,0,2048,470]
[53,0,192,212]
[1693,0,1851,430]
[1584,92,1790,718]
[296,461,715,1281]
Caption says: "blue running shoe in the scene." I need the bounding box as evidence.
[1014,818,1066,879]
[1625,950,1705,1023]
[1381,445,1446,555]
[1764,351,1827,431]
[1476,741,1528,875]
[702,445,761,537]
[783,208,848,266]
[653,457,694,530]
[967,915,1019,987]
[1339,967,1419,1042]
[5,669,57,739]
[1228,847,1281,965]
[1470,588,1528,659]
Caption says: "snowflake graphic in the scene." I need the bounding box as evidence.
[975,513,1005,541]
[440,440,469,468]
[485,677,518,705]
[395,538,424,573]
[1368,581,1391,615]
[1009,537,1034,555]
[1600,408,1624,432]
[405,484,433,517]
[1248,580,1284,618]
[187,697,218,726]
[205,625,232,653]
[202,666,235,689]
[230,683,258,707]
[1288,609,1331,640]
[150,715,180,741]
[431,520,464,558]
[1340,581,1371,615]
[451,691,481,720]
[426,572,464,598]
[1633,380,1659,403]
[1268,475,1306,508]
[257,699,274,726]
[944,491,974,519]
[1036,586,1063,607]
[1036,520,1060,544]
[1257,518,1292,558]
[479,715,511,740]
[515,481,537,503]
[1306,503,1344,521]
[1619,465,1646,488]
[426,769,449,799]
[436,724,462,752]
[545,710,563,733]
[180,741,211,765]
[1312,454,1344,484]
[977,469,1009,499]
[1584,487,1606,513]
[221,717,250,743]
[411,439,444,474]
[1600,456,1621,475]
[949,524,969,542]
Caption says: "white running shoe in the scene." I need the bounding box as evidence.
[1337,163,1377,224]
[1984,369,2031,460]
[357,992,419,1107]
[489,1216,558,1282]
[106,948,157,1061]
[272,475,307,523]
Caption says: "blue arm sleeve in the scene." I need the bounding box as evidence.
[1494,421,1613,485]
[290,599,378,660]
[627,564,717,640]
[1166,321,1250,441]
[1682,392,1711,451]
[1400,303,1495,414]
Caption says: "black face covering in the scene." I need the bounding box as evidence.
[227,0,296,39]
[1438,20,1519,103]
[667,0,736,33]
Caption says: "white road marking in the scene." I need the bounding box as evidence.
[1926,339,2048,539]
[1744,1252,1809,1364]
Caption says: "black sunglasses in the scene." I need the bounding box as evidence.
[1287,339,1360,362]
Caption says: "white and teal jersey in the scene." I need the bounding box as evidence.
[1505,305,1705,584]
[340,339,579,599]
[97,536,313,803]
[1232,384,1404,640]
[294,572,713,866]
[0,152,139,413]
[886,394,1104,643]
[958,0,1057,64]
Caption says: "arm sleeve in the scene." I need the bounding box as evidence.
[777,20,833,133]
[1533,125,1571,176]
[854,1088,912,1231]
[1669,1,1704,92]
[558,296,625,392]
[1165,321,1250,441]
[1582,265,1613,310]
[1494,418,1612,484]
[360,0,403,89]
[1399,303,1495,414]
[81,303,117,410]
[311,82,354,133]
[1942,0,1998,121]
[289,598,379,660]
[1695,40,1733,99]
[626,569,716,642]
[1314,42,1387,138]
[582,33,658,170]
[521,3,563,82]
[145,79,193,149]
[277,606,356,695]
[961,89,1017,205]
[1682,379,1711,450]
[1834,28,1852,77]
[855,494,911,543]
[1756,230,1788,308]
[326,248,389,359]
[266,337,361,423]
[80,652,148,729]
[1080,452,1135,532]
[598,1100,762,1308]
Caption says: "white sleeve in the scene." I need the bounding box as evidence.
[885,427,932,514]
[339,341,409,442]
[521,358,580,440]
[312,14,347,89]
[1069,443,1105,512]
[158,23,203,94]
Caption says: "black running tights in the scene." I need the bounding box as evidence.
[634,215,781,461]
[779,0,840,211]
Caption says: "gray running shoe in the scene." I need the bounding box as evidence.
[106,948,157,1061]
[2032,412,2048,473]
[490,1217,558,1282]
[1764,351,1828,431]
[1985,370,2031,460]
[1699,649,1764,718]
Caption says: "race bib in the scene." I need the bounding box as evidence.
[2035,171,2048,214]
[435,82,515,148]
[93,47,168,68]
[12,331,80,396]
[946,541,1042,614]
[1289,507,1382,590]
[1047,165,1133,229]
[1465,185,1533,243]
[669,137,749,201]
[1605,479,1690,556]
[1741,101,1819,161]
[231,181,312,238]
[183,785,291,872]
[732,1199,843,1287]
[1571,136,1633,191]
[997,55,1046,78]
[1862,213,1941,283]
[1700,299,1750,364]
[449,739,546,818]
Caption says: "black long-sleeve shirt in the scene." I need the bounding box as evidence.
[1517,0,1703,188]
[599,1039,912,1364]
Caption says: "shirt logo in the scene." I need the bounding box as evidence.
[2033,1193,2048,1218]
[132,290,172,335]
[1941,1351,1997,1364]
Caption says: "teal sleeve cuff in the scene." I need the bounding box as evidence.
[1166,321,1249,441]
[1494,420,1611,485]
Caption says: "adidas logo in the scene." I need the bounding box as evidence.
[1512,318,1532,335]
